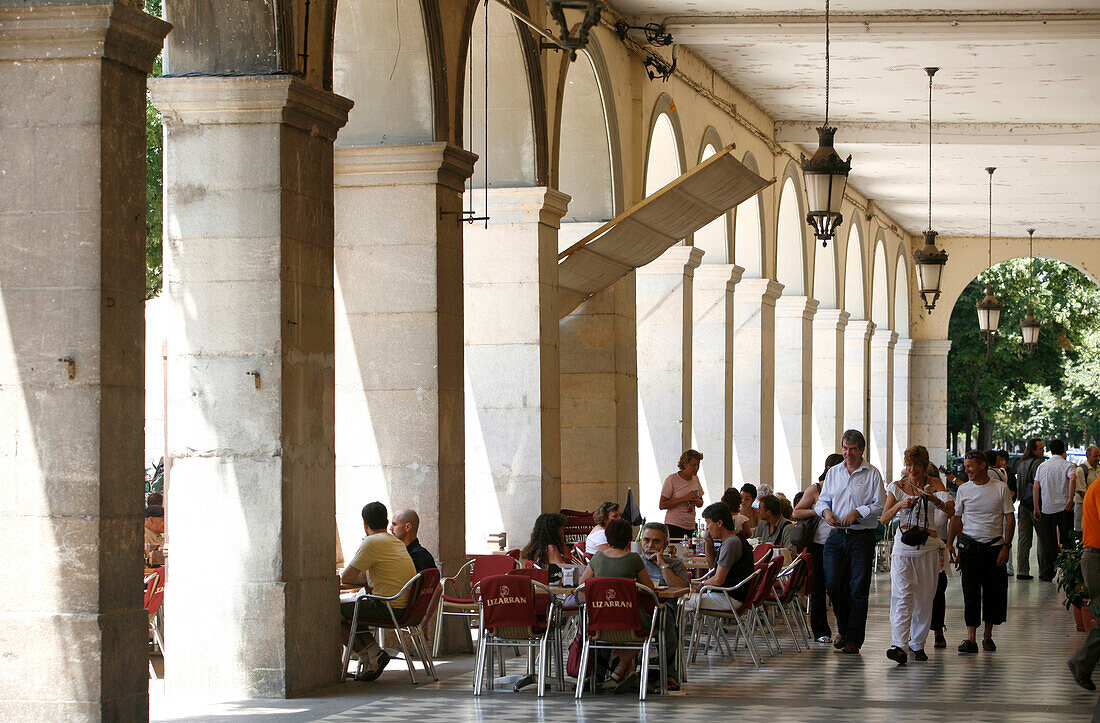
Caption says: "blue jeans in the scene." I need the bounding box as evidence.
[824,529,876,648]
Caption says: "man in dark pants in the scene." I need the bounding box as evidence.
[814,430,885,654]
[1014,438,1045,580]
[1068,470,1100,690]
[794,452,843,642]
[1034,439,1076,582]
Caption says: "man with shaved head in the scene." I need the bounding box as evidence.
[389,508,436,572]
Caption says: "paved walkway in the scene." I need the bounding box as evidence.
[151,572,1100,722]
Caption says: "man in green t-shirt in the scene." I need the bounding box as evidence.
[340,501,416,681]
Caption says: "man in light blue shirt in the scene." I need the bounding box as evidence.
[814,429,885,653]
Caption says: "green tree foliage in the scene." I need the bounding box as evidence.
[145,0,163,299]
[948,257,1100,450]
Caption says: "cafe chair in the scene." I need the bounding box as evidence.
[434,555,519,656]
[762,553,811,651]
[575,577,664,701]
[342,568,441,685]
[472,574,561,697]
[144,567,166,680]
[752,542,774,564]
[688,567,765,668]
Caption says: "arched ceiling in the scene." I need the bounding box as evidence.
[611,1,1100,240]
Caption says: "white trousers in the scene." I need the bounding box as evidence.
[890,550,939,650]
[685,590,737,614]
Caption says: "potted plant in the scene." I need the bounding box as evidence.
[1055,539,1094,632]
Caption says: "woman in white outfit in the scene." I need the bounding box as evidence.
[881,445,954,664]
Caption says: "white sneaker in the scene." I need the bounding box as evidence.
[815,635,833,643]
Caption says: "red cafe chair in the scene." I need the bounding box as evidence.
[433,554,518,656]
[472,574,560,696]
[575,577,664,701]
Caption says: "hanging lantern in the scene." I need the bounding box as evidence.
[800,0,850,247]
[913,230,948,312]
[546,1,603,53]
[975,167,1001,344]
[1020,307,1040,353]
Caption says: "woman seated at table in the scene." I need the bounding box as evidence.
[520,512,569,568]
[720,488,752,536]
[686,502,754,613]
[585,501,621,553]
[739,483,761,531]
[579,517,655,692]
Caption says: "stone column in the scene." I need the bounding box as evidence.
[559,220,638,511]
[909,339,952,467]
[868,328,899,481]
[333,143,474,576]
[811,309,849,474]
[152,76,351,699]
[0,3,166,719]
[843,319,875,435]
[731,279,782,488]
[773,296,819,497]
[464,187,568,551]
[636,247,704,520]
[692,264,744,501]
[892,338,914,474]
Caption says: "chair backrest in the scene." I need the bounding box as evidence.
[798,551,813,596]
[471,554,518,585]
[748,557,781,608]
[505,548,522,560]
[582,577,644,635]
[752,543,774,564]
[144,567,165,615]
[774,555,807,603]
[507,567,549,584]
[398,567,440,626]
[476,573,545,635]
[732,568,764,614]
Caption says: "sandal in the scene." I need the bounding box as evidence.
[666,676,681,692]
[599,671,623,691]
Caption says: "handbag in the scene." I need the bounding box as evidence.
[900,494,931,547]
[790,514,820,548]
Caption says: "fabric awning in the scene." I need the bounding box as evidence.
[557,144,772,318]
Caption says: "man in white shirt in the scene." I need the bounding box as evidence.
[948,450,1015,653]
[814,429,885,654]
[1033,439,1077,582]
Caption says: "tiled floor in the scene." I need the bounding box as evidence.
[152,572,1100,722]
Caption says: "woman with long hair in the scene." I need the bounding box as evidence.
[521,512,568,567]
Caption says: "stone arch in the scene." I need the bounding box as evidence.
[894,246,910,337]
[871,232,890,328]
[644,94,686,196]
[555,36,620,220]
[333,0,440,145]
[694,127,730,264]
[463,0,544,187]
[775,163,807,295]
[734,151,765,277]
[844,223,866,318]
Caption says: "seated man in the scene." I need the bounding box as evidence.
[753,495,795,552]
[686,503,754,612]
[639,522,689,690]
[339,501,416,681]
[388,508,436,572]
[144,505,165,566]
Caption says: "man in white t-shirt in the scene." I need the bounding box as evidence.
[1033,439,1077,582]
[948,451,1015,654]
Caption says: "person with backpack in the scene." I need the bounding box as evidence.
[1014,438,1046,580]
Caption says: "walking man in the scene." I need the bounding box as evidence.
[948,450,1015,653]
[1034,439,1077,581]
[1068,463,1100,690]
[1074,446,1100,533]
[814,429,885,654]
[1014,438,1045,580]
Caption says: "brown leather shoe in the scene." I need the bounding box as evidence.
[832,635,847,650]
[842,642,860,654]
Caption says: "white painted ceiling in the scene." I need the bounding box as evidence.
[610,1,1100,239]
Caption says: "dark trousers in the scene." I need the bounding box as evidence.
[823,529,875,647]
[931,570,948,632]
[959,543,1008,628]
[1071,548,1100,676]
[666,524,693,540]
[808,542,832,639]
[1037,509,1073,580]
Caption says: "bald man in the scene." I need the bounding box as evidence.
[389,509,436,572]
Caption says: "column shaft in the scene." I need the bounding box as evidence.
[333,143,474,575]
[636,247,703,520]
[153,75,351,699]
[0,2,167,718]
[692,264,744,501]
[774,296,819,496]
[869,329,899,482]
[812,309,849,474]
[731,279,782,488]
[843,320,875,434]
[464,187,567,550]
[892,338,914,474]
[909,339,952,467]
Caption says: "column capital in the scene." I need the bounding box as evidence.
[733,277,783,302]
[775,295,820,320]
[845,318,876,341]
[151,75,353,141]
[0,0,169,72]
[910,338,953,357]
[814,308,850,331]
[465,187,571,228]
[894,337,915,354]
[694,263,745,291]
[637,245,705,275]
[870,328,900,350]
[334,142,476,192]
